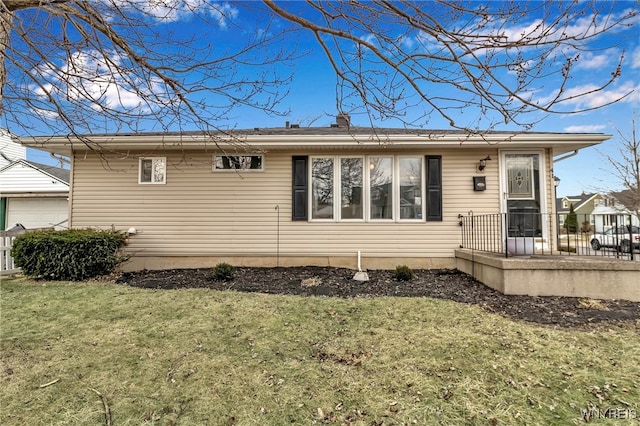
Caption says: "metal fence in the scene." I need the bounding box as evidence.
[459,212,638,260]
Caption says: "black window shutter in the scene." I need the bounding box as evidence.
[425,156,442,221]
[292,156,308,221]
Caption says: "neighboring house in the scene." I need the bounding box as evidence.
[610,189,640,217]
[18,117,610,271]
[556,190,640,233]
[0,130,70,230]
[555,192,605,231]
[591,194,640,232]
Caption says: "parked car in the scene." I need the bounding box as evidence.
[590,225,640,253]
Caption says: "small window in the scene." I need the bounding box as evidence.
[214,155,264,171]
[562,200,568,209]
[139,157,166,184]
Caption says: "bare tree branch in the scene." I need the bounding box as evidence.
[600,116,640,215]
[0,0,637,141]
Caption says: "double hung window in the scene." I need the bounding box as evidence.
[310,157,365,220]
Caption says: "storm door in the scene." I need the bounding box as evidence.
[501,152,546,238]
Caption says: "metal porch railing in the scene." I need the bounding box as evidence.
[459,212,637,261]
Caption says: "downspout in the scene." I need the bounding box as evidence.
[0,197,6,230]
[553,150,579,163]
[50,153,71,167]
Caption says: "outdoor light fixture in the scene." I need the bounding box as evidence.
[478,155,491,171]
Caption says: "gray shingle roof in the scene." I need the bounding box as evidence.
[25,160,70,184]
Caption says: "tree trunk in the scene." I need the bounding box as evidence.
[0,10,11,116]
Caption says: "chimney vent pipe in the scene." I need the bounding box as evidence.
[336,112,351,127]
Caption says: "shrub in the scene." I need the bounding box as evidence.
[211,262,234,281]
[11,229,125,281]
[393,264,413,281]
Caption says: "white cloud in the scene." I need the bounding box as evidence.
[360,33,377,46]
[632,46,640,69]
[104,0,239,26]
[575,52,615,70]
[397,35,415,50]
[538,80,639,110]
[30,49,170,114]
[563,124,606,132]
[496,7,636,45]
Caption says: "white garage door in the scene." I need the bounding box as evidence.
[6,198,68,230]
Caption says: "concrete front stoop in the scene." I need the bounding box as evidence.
[455,249,640,302]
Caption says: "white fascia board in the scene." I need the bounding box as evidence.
[20,132,611,155]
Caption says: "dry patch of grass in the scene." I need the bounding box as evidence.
[1,278,639,425]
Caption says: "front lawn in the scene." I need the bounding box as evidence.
[1,278,638,425]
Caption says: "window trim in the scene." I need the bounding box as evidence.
[138,157,166,185]
[213,154,264,172]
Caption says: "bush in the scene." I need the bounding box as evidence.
[393,264,413,281]
[211,262,234,281]
[564,203,578,233]
[11,229,126,281]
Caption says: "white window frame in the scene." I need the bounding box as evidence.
[308,155,425,223]
[338,156,365,222]
[310,156,336,221]
[368,156,394,222]
[139,157,166,184]
[396,156,425,222]
[213,154,264,172]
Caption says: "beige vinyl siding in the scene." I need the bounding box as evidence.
[71,149,500,262]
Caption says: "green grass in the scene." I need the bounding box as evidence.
[1,278,638,425]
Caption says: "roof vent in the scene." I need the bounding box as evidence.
[336,112,350,127]
[290,123,300,129]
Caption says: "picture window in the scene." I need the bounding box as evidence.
[308,155,427,222]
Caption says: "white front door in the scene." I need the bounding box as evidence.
[500,151,547,238]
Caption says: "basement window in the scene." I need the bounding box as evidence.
[139,157,166,184]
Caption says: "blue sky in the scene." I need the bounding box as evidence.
[14,1,640,198]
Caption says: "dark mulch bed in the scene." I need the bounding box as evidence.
[116,266,640,329]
